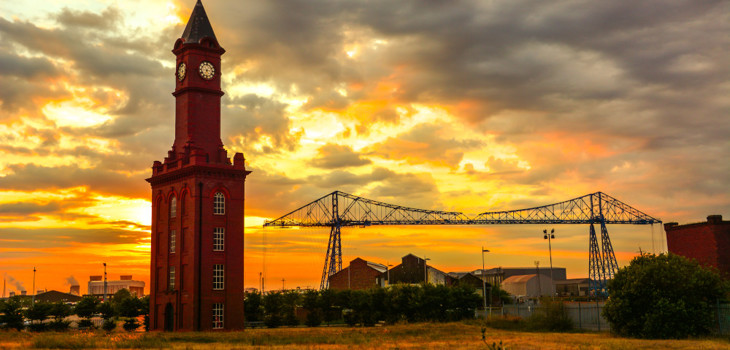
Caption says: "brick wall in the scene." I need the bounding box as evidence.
[665,215,730,276]
[329,258,381,290]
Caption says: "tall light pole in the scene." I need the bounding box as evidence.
[103,262,108,302]
[481,247,490,312]
[386,264,393,286]
[543,228,555,297]
[32,267,36,304]
[423,257,431,284]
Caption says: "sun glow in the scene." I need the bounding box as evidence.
[43,100,113,128]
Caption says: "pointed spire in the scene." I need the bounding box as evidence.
[181,0,218,44]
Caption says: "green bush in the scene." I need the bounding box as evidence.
[526,299,573,332]
[123,318,140,332]
[0,297,25,331]
[77,319,96,330]
[603,253,728,339]
[102,318,117,332]
[48,319,71,332]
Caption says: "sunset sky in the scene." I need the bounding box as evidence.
[1,0,728,294]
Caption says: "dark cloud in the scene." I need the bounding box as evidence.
[369,123,482,168]
[0,202,61,215]
[0,164,148,199]
[55,7,122,30]
[223,93,297,153]
[0,227,148,248]
[312,144,371,169]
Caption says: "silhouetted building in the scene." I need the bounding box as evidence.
[665,215,730,276]
[35,290,83,304]
[88,275,145,297]
[329,258,386,290]
[377,254,452,286]
[148,0,249,331]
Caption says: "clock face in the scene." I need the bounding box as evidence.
[199,61,215,80]
[177,62,186,81]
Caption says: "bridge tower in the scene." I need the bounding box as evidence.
[147,0,250,331]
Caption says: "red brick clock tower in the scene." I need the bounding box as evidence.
[147,0,249,331]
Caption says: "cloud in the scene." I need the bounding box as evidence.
[0,164,148,199]
[312,144,371,169]
[369,123,482,168]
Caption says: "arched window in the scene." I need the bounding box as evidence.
[213,192,225,215]
[170,196,177,218]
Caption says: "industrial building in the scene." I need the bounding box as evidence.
[328,258,386,290]
[377,254,451,286]
[665,214,730,276]
[88,275,145,297]
[474,267,567,287]
[501,274,554,298]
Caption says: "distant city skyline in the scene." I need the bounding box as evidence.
[1,0,727,293]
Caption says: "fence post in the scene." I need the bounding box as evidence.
[578,302,582,330]
[717,299,722,334]
[596,299,601,332]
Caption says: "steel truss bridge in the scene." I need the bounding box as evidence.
[264,191,661,294]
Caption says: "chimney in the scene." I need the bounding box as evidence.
[120,275,133,281]
[21,291,27,296]
[708,215,723,224]
[9,291,15,297]
[89,275,102,281]
[70,285,80,296]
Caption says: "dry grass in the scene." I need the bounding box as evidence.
[0,322,728,349]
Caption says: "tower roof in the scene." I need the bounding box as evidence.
[181,0,218,44]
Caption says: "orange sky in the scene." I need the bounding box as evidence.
[1,0,728,295]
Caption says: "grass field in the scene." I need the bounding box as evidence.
[1,322,729,349]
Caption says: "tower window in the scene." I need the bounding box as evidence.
[169,230,176,253]
[169,266,176,290]
[213,227,225,251]
[213,264,224,290]
[212,303,224,329]
[213,192,225,215]
[170,196,177,218]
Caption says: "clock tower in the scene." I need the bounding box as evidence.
[147,0,249,331]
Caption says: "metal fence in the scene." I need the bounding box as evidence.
[482,302,730,334]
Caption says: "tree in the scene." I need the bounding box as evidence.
[48,302,72,331]
[98,301,115,320]
[244,291,264,322]
[75,296,99,329]
[25,302,53,331]
[0,297,25,331]
[603,253,729,339]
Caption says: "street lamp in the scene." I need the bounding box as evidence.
[386,264,393,286]
[543,229,555,297]
[481,247,490,312]
[103,263,108,302]
[423,258,431,284]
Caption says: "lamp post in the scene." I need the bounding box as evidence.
[543,229,555,298]
[103,262,107,302]
[423,257,431,284]
[386,264,393,286]
[481,247,490,312]
[32,267,36,304]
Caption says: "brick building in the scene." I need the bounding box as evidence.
[378,254,452,286]
[328,258,386,290]
[665,215,730,276]
[148,0,250,331]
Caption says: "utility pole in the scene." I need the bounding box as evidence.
[534,261,542,298]
[481,247,490,312]
[423,257,431,284]
[32,267,36,304]
[103,263,108,302]
[543,228,555,298]
[282,278,285,291]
